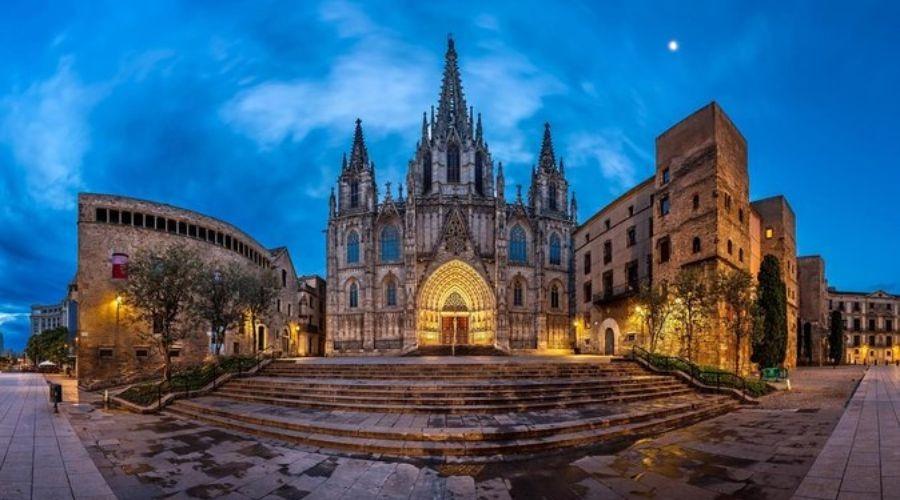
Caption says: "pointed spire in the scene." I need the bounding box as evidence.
[516,184,522,202]
[570,190,578,222]
[476,113,483,144]
[434,34,470,138]
[559,156,565,175]
[341,152,348,172]
[538,122,556,171]
[398,183,403,200]
[385,181,392,200]
[329,187,336,216]
[421,112,429,144]
[348,118,369,171]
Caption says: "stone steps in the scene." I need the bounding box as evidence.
[219,379,689,406]
[209,383,694,414]
[165,396,737,460]
[261,364,648,380]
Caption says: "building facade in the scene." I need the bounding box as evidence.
[829,289,899,365]
[573,103,798,371]
[75,193,320,388]
[797,255,830,364]
[325,38,576,355]
[30,297,76,336]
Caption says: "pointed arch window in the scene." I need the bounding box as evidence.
[551,284,560,310]
[513,280,524,307]
[386,280,397,307]
[380,226,400,262]
[548,182,558,211]
[549,233,561,265]
[423,152,432,194]
[447,144,460,183]
[350,181,359,208]
[346,231,360,264]
[349,282,359,308]
[475,151,484,195]
[509,225,527,263]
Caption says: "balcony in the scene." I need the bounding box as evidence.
[593,282,640,305]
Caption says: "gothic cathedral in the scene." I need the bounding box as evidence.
[325,38,576,355]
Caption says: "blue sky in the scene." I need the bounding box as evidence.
[1,1,899,352]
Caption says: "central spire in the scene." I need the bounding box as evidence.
[434,34,470,139]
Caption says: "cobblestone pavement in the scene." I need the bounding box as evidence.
[0,373,115,500]
[62,366,865,499]
[794,365,900,500]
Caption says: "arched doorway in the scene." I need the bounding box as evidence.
[604,328,615,355]
[256,325,266,352]
[417,260,495,347]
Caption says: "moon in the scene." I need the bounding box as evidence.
[668,40,679,52]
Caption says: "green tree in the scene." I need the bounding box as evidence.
[829,310,844,366]
[240,269,278,353]
[25,327,69,367]
[672,267,718,363]
[716,268,757,375]
[751,255,788,368]
[636,281,674,353]
[194,261,248,356]
[120,244,203,381]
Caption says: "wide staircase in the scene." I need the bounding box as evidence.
[165,357,739,461]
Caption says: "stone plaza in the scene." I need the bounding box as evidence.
[4,362,900,499]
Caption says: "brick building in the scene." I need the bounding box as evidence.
[75,193,320,388]
[574,103,798,372]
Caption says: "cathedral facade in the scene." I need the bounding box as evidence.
[325,38,576,355]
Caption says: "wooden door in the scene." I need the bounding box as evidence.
[455,317,469,345]
[441,317,455,345]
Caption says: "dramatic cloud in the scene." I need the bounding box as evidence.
[0,59,104,209]
[566,130,650,193]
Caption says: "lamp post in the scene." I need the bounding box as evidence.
[115,294,122,346]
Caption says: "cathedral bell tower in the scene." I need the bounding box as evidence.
[409,36,494,199]
[337,119,377,214]
[529,123,570,219]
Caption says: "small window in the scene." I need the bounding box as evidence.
[692,237,701,254]
[447,144,461,183]
[727,240,733,255]
[739,248,744,262]
[628,205,634,217]
[96,208,108,222]
[583,281,592,303]
[350,181,360,208]
[347,231,360,264]
[659,237,671,263]
[725,194,732,211]
[626,226,636,247]
[134,348,149,358]
[738,209,744,223]
[188,224,197,237]
[583,252,591,274]
[692,194,699,210]
[133,213,144,227]
[121,211,132,225]
[349,283,359,308]
[98,348,114,359]
[662,168,670,184]
[168,349,181,358]
[659,196,670,216]
[386,281,397,306]
[109,210,120,224]
[765,227,774,239]
[869,319,876,331]
[513,281,523,307]
[604,219,610,230]
[603,240,612,264]
[548,183,558,211]
[112,253,129,280]
[550,285,560,309]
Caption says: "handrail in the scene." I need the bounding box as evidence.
[630,345,765,402]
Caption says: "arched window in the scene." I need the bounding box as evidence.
[380,226,400,262]
[350,181,359,208]
[509,225,527,263]
[692,237,701,254]
[349,282,359,308]
[549,233,561,265]
[347,231,360,264]
[447,144,460,183]
[513,280,524,307]
[386,280,397,307]
[550,284,560,309]
[548,182,558,211]
[423,152,432,194]
[474,151,484,195]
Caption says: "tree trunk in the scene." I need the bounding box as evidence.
[163,349,172,382]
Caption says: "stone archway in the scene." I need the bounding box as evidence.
[417,260,495,347]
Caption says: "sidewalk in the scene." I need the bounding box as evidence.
[794,365,900,500]
[0,373,115,500]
